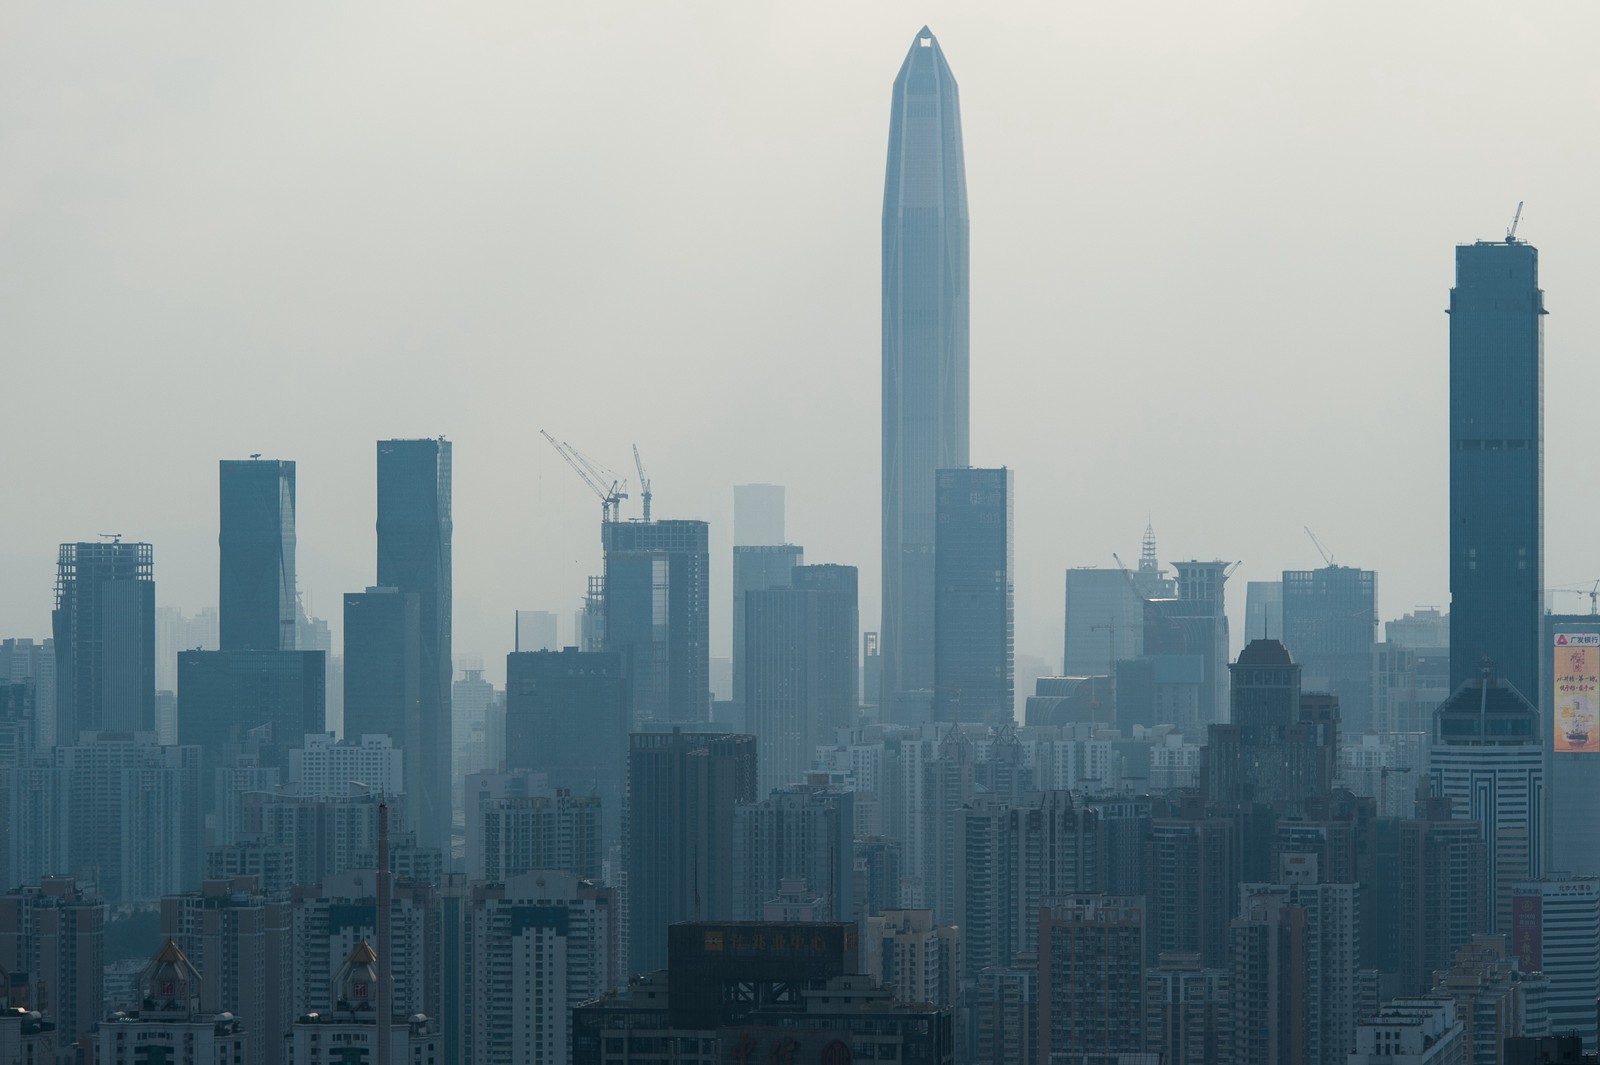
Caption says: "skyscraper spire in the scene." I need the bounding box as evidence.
[881,27,970,710]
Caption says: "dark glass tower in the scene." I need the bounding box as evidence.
[342,587,420,758]
[218,459,296,652]
[53,540,156,739]
[179,458,323,779]
[1449,239,1543,700]
[881,27,969,708]
[376,438,452,849]
[933,468,1011,723]
[603,520,710,724]
[625,730,757,975]
[504,647,632,853]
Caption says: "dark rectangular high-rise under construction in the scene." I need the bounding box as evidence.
[1449,237,1543,701]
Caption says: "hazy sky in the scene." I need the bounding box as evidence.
[5,3,1600,686]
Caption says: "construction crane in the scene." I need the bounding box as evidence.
[540,430,628,525]
[1110,553,1143,598]
[1507,200,1525,243]
[632,444,652,523]
[1304,527,1334,567]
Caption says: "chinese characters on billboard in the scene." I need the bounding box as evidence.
[1554,633,1600,754]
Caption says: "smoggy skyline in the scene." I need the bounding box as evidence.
[7,4,1600,685]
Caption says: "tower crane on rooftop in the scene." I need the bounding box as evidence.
[1305,527,1335,567]
[633,444,652,523]
[541,430,629,527]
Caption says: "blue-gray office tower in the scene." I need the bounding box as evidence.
[882,27,969,709]
[934,468,1012,723]
[376,438,452,849]
[603,519,710,724]
[218,459,297,652]
[1449,238,1544,700]
[53,540,156,739]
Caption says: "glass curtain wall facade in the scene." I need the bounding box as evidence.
[881,27,969,708]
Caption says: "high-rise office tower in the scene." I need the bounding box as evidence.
[733,483,785,547]
[218,458,297,652]
[881,27,969,708]
[1204,639,1337,810]
[177,648,325,770]
[1449,237,1543,699]
[52,540,156,739]
[343,587,420,778]
[1429,668,1543,933]
[181,459,324,777]
[624,730,757,975]
[933,468,1012,723]
[375,437,453,850]
[603,519,710,723]
[1282,564,1378,733]
[504,647,631,853]
[732,543,802,708]
[744,564,858,790]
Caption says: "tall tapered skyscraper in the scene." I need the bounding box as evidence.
[882,27,969,707]
[376,438,452,849]
[1449,238,1543,699]
[218,458,296,652]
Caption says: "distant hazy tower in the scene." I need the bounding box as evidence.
[882,27,969,708]
[733,483,785,547]
[933,468,1012,723]
[1449,236,1543,698]
[53,540,156,739]
[219,458,297,652]
[375,438,452,850]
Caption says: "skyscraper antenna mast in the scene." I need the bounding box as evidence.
[1507,201,1524,243]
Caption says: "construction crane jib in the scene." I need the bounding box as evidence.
[541,430,629,528]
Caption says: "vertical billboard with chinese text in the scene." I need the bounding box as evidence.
[1553,633,1600,753]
